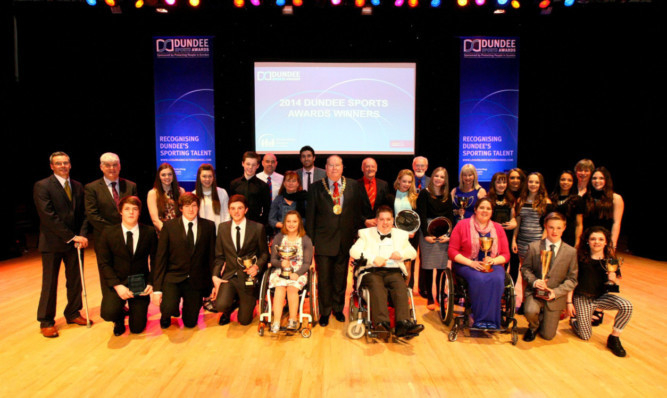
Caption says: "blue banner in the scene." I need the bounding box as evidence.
[153,36,215,185]
[459,37,519,182]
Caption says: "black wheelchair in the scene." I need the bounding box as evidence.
[257,266,319,338]
[437,266,518,345]
[346,256,419,342]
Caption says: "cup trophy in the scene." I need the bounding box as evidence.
[603,257,623,293]
[535,250,553,300]
[277,245,298,279]
[478,237,494,272]
[237,254,258,287]
[455,196,472,220]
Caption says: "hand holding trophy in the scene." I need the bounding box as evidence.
[535,250,553,300]
[237,254,258,286]
[603,257,623,293]
[277,245,298,279]
[478,236,495,272]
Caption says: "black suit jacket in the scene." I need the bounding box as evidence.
[213,219,269,281]
[97,223,157,288]
[33,175,89,253]
[358,177,391,223]
[84,177,137,238]
[306,176,363,256]
[153,217,216,292]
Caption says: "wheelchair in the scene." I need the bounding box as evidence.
[257,265,319,338]
[437,266,518,345]
[346,257,418,342]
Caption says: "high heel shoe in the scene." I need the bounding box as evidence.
[592,310,604,327]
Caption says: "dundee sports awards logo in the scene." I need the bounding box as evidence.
[463,38,517,59]
[155,38,211,58]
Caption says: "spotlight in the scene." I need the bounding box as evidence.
[276,0,285,5]
[564,0,574,5]
[250,0,260,5]
[430,0,440,6]
[189,0,200,6]
[457,0,468,6]
[538,0,550,8]
[105,0,115,6]
[355,0,365,7]
[135,0,144,7]
[165,0,176,5]
[408,0,417,7]
[475,0,485,5]
[394,0,404,6]
[497,0,508,5]
[293,0,303,5]
[510,0,519,8]
[331,0,342,5]
[234,0,244,6]
[86,0,97,5]
[371,0,380,5]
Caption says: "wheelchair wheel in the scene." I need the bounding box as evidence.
[258,269,271,317]
[347,321,366,339]
[258,323,265,336]
[501,272,516,328]
[448,328,458,342]
[438,267,455,326]
[349,300,359,321]
[301,325,312,338]
[308,267,320,324]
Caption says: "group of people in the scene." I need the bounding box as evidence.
[34,148,631,356]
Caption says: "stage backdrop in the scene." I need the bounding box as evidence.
[153,36,215,186]
[458,37,519,183]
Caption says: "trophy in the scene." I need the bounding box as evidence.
[455,196,472,220]
[478,237,494,272]
[277,245,298,279]
[535,250,553,300]
[237,255,258,286]
[603,257,623,293]
[427,217,452,238]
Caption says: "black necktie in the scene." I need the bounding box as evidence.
[379,233,391,240]
[236,226,241,253]
[126,231,133,256]
[187,222,195,254]
[306,171,312,188]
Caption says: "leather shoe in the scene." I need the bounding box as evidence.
[333,311,345,322]
[113,322,125,336]
[160,318,171,329]
[523,328,537,342]
[66,316,91,326]
[607,335,627,357]
[395,320,424,337]
[319,315,330,327]
[40,326,59,338]
[218,314,230,326]
[375,321,391,342]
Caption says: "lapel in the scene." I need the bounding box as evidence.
[99,178,115,205]
[241,221,253,255]
[50,175,73,208]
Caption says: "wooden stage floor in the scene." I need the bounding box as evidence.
[1,249,665,397]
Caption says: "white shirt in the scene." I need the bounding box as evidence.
[53,173,70,190]
[121,223,140,255]
[301,167,315,191]
[195,187,230,233]
[182,216,198,245]
[256,171,283,201]
[103,176,120,198]
[231,218,247,251]
[544,238,562,257]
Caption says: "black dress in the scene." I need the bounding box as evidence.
[553,194,584,247]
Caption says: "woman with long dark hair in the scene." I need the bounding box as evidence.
[487,172,518,281]
[194,163,230,232]
[147,163,185,232]
[268,170,307,232]
[512,172,552,261]
[549,170,584,248]
[583,167,624,250]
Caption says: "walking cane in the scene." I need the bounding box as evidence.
[77,246,92,328]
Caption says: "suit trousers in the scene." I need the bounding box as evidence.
[37,249,83,327]
[161,279,206,328]
[524,294,561,340]
[100,284,150,333]
[316,253,349,316]
[360,269,409,324]
[215,276,257,325]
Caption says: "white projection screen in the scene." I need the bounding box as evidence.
[254,62,416,155]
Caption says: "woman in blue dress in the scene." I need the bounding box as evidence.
[451,164,486,223]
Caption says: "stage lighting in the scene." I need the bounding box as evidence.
[408,0,417,7]
[538,0,550,8]
[475,0,485,5]
[105,0,115,6]
[510,0,519,8]
[86,0,97,5]
[189,0,200,6]
[276,0,285,5]
[497,0,508,5]
[355,0,365,7]
[371,0,380,5]
[250,0,260,5]
[457,0,468,7]
[135,0,144,7]
[394,0,404,6]
[234,0,244,6]
[564,0,574,5]
[430,0,440,6]
[165,0,176,5]
[293,0,302,5]
[331,0,342,5]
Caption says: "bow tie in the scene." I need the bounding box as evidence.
[379,233,391,240]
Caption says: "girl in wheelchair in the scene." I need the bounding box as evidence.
[268,211,313,333]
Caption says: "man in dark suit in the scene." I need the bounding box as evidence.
[212,194,269,326]
[97,196,157,336]
[358,157,390,228]
[521,212,578,342]
[33,151,90,338]
[412,156,430,193]
[295,145,326,192]
[152,192,216,329]
[84,152,138,291]
[229,151,271,227]
[306,155,363,326]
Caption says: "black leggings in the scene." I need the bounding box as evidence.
[419,268,444,304]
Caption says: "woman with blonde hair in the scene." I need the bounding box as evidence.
[451,164,487,222]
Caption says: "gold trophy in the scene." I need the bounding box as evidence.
[277,245,298,279]
[455,196,472,220]
[603,257,623,293]
[237,255,258,286]
[478,237,494,272]
[535,250,553,300]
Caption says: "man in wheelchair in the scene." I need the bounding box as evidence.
[349,205,424,339]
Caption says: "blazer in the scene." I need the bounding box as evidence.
[153,216,216,292]
[296,167,326,190]
[97,223,157,288]
[213,219,269,281]
[521,239,578,311]
[33,175,89,253]
[305,176,363,256]
[349,227,417,277]
[84,177,137,238]
[358,177,391,223]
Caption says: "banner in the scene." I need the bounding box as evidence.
[459,37,519,182]
[153,36,215,185]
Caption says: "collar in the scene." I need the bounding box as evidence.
[103,176,119,187]
[121,223,140,236]
[363,176,375,186]
[232,218,247,230]
[53,174,69,186]
[183,215,198,227]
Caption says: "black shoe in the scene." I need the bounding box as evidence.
[218,314,230,326]
[395,320,424,338]
[319,315,330,327]
[113,321,125,336]
[607,335,627,357]
[333,311,345,322]
[160,318,171,329]
[123,307,130,317]
[516,303,525,315]
[375,321,391,342]
[592,310,604,327]
[523,328,536,342]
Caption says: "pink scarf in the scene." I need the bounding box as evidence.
[468,216,499,259]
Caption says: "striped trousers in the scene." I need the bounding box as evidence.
[572,293,633,340]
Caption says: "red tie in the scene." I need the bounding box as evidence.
[333,182,339,198]
[366,179,376,208]
[111,181,120,208]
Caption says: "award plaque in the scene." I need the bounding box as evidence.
[494,207,511,224]
[535,250,553,300]
[237,255,258,286]
[127,274,146,296]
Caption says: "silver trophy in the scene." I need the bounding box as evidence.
[276,245,298,279]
